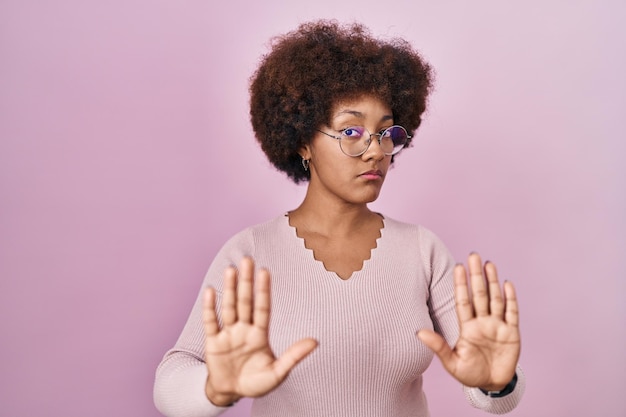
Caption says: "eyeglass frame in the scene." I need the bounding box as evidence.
[316,125,411,157]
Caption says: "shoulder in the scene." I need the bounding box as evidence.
[382,215,448,248]
[203,215,288,288]
[382,215,456,274]
[218,214,289,255]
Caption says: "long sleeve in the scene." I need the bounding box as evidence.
[154,215,525,417]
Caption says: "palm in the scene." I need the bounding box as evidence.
[203,258,318,405]
[447,314,520,388]
[206,322,283,397]
[418,253,520,391]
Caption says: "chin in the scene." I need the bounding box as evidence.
[352,189,382,205]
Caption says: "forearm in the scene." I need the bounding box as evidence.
[154,352,231,417]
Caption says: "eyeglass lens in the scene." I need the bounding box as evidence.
[340,126,407,156]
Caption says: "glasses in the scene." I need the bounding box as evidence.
[317,125,411,157]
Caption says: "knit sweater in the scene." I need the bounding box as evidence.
[154,214,525,417]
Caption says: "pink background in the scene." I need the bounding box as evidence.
[1,1,624,416]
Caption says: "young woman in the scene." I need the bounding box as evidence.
[154,20,524,417]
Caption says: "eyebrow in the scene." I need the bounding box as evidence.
[333,110,393,122]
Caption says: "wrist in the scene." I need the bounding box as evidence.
[479,373,518,398]
[205,380,240,407]
[206,391,240,407]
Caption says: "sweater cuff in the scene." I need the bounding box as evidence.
[463,365,525,414]
[478,373,518,397]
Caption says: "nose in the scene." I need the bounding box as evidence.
[362,133,385,161]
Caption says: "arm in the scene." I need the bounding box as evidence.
[154,232,317,417]
[417,237,525,413]
[153,231,255,417]
[202,257,317,406]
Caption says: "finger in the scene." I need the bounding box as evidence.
[221,266,237,325]
[468,253,489,316]
[453,264,473,323]
[504,281,520,327]
[253,268,271,330]
[417,330,457,372]
[202,287,220,336]
[237,257,254,323]
[272,338,318,381]
[485,261,505,318]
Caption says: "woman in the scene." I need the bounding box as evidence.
[154,20,524,417]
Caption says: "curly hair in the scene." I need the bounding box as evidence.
[249,20,434,183]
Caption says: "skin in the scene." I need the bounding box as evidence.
[417,255,521,391]
[288,96,394,279]
[202,95,521,406]
[300,95,394,210]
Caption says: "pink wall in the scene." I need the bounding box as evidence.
[1,1,624,416]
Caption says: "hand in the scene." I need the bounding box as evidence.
[418,253,520,391]
[203,257,318,406]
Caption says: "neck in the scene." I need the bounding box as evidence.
[289,189,378,237]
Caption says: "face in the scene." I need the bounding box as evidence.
[301,95,394,207]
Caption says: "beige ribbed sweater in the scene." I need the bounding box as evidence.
[154,215,524,417]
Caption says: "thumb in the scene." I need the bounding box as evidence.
[417,329,455,367]
[272,338,318,381]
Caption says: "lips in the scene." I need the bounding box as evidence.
[359,170,384,179]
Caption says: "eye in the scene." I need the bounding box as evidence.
[379,127,393,138]
[341,126,364,138]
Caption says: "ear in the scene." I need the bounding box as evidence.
[298,143,312,160]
